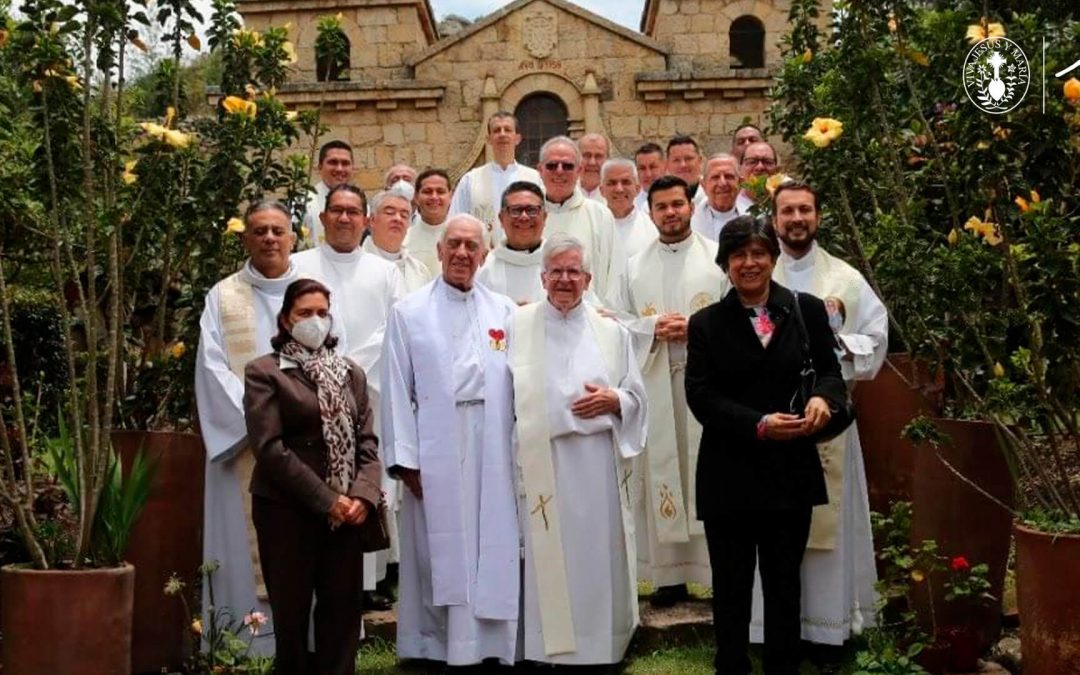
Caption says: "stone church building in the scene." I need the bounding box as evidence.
[238,0,793,190]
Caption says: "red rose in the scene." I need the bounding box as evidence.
[489,329,505,340]
[951,556,970,571]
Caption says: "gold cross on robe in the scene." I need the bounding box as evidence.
[531,494,553,531]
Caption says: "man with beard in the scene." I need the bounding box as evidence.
[381,215,521,667]
[363,191,434,292]
[736,141,779,213]
[600,158,657,259]
[302,140,354,248]
[665,135,707,211]
[633,142,666,212]
[753,180,887,655]
[578,133,610,202]
[450,112,541,243]
[623,175,728,607]
[731,123,765,164]
[538,135,627,310]
[691,154,744,241]
[404,168,453,274]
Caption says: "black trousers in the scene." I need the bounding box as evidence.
[253,495,365,675]
[703,508,812,675]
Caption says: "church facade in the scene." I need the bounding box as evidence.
[237,0,795,190]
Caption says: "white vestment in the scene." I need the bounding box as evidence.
[613,208,658,260]
[194,260,302,656]
[450,161,542,246]
[403,216,447,277]
[624,234,729,587]
[544,187,628,311]
[748,241,887,645]
[690,201,744,241]
[633,190,648,213]
[735,190,756,214]
[509,301,647,664]
[362,238,434,292]
[380,278,521,666]
[292,245,407,584]
[300,181,330,250]
[476,244,546,306]
[581,184,603,202]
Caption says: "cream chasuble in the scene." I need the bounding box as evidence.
[509,301,646,663]
[380,278,520,665]
[362,238,434,292]
[476,243,546,305]
[450,161,542,246]
[194,260,300,656]
[403,216,447,276]
[613,208,658,260]
[625,234,729,552]
[544,187,629,311]
[300,181,330,250]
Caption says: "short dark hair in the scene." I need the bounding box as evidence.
[270,278,339,351]
[634,142,664,160]
[772,179,820,212]
[487,111,519,133]
[666,134,700,155]
[324,184,367,213]
[501,181,545,209]
[415,168,451,193]
[734,123,763,137]
[715,215,781,272]
[647,175,690,209]
[318,140,353,165]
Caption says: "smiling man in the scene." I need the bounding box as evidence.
[737,140,780,212]
[302,140,355,249]
[633,142,666,212]
[404,168,453,274]
[381,214,521,668]
[363,190,434,291]
[450,112,542,244]
[731,123,765,164]
[665,135,708,211]
[577,132,610,201]
[600,158,657,259]
[691,153,744,241]
[476,181,548,305]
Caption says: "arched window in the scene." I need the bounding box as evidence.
[729,15,765,69]
[514,93,569,167]
[316,33,351,82]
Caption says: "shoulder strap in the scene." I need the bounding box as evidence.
[791,291,816,383]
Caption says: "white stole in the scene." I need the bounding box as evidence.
[469,163,499,228]
[629,235,727,543]
[510,301,637,656]
[409,281,520,618]
[773,245,864,550]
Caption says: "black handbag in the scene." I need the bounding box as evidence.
[790,292,856,441]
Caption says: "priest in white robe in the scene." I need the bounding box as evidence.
[301,140,354,249]
[292,184,407,597]
[476,181,548,305]
[403,168,452,274]
[362,190,434,292]
[577,133,609,202]
[750,180,886,646]
[691,154,745,241]
[633,142,666,213]
[449,112,541,245]
[623,175,729,606]
[380,215,521,666]
[665,135,708,211]
[538,136,628,311]
[509,233,647,665]
[735,141,779,214]
[195,202,302,656]
[599,158,657,259]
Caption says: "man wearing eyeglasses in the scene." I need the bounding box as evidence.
[476,182,549,305]
[736,141,780,212]
[538,135,628,311]
[508,232,647,665]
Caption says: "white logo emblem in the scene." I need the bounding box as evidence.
[963,37,1030,114]
[522,11,557,59]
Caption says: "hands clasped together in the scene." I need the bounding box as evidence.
[328,494,369,526]
[654,313,689,343]
[759,396,832,441]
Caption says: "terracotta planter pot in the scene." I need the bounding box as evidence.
[1015,523,1080,674]
[910,418,1013,658]
[1,563,134,675]
[113,430,205,674]
[853,353,942,516]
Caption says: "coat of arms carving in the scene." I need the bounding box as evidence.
[522,11,557,59]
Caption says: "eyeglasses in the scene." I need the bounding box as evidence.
[327,206,364,217]
[504,205,542,218]
[544,161,576,172]
[742,157,777,168]
[544,268,585,280]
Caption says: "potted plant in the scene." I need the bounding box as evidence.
[770,2,1080,670]
[0,0,318,670]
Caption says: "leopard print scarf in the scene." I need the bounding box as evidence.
[279,340,356,495]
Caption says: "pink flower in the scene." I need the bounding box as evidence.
[754,313,775,336]
[951,556,971,571]
[244,611,268,635]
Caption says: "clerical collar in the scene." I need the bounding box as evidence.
[366,239,403,261]
[494,242,544,266]
[319,244,362,263]
[659,233,694,253]
[780,241,818,273]
[545,187,584,213]
[438,276,473,302]
[505,242,542,254]
[239,259,298,292]
[613,209,638,225]
[418,215,448,228]
[491,160,518,173]
[705,202,738,219]
[543,297,585,320]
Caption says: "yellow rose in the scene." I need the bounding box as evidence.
[281,41,298,65]
[163,129,192,149]
[911,570,925,583]
[139,122,168,139]
[1030,190,1041,203]
[992,362,1005,379]
[765,173,792,196]
[966,21,1005,45]
[122,159,138,185]
[803,117,843,148]
[801,49,812,63]
[947,229,958,246]
[1064,78,1080,104]
[222,95,257,119]
[226,217,246,234]
[165,106,176,128]
[169,342,187,359]
[191,619,203,635]
[1014,195,1029,213]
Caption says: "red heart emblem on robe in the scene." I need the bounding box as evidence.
[488,329,505,341]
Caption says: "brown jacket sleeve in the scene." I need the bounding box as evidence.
[244,357,338,515]
[346,360,383,508]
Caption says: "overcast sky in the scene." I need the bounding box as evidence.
[433,0,646,31]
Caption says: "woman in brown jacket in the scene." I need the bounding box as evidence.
[243,278,383,675]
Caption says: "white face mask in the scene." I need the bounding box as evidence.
[388,179,415,202]
[291,315,331,350]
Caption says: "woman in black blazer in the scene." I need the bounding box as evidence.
[685,216,847,675]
